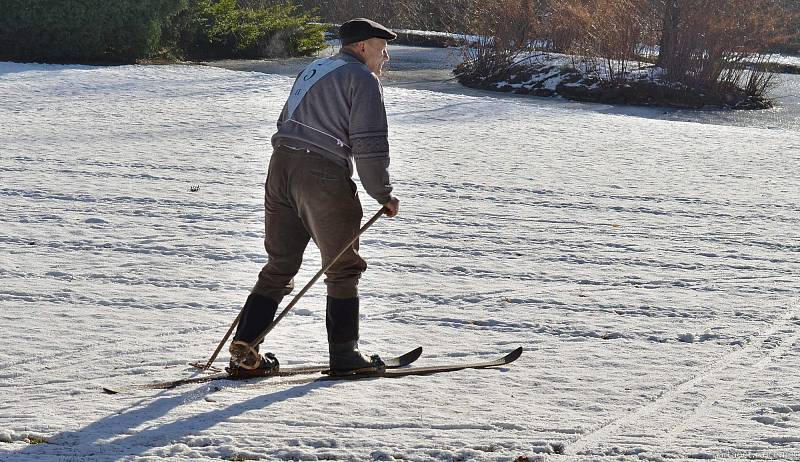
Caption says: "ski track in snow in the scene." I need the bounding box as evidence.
[1,61,799,461]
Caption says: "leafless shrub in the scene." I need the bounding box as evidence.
[456,0,542,83]
[545,0,593,53]
[544,0,659,83]
[718,54,778,102]
[656,0,793,96]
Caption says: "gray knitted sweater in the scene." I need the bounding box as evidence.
[271,50,393,205]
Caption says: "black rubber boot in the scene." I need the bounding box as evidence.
[233,293,279,344]
[326,296,384,373]
[228,293,280,376]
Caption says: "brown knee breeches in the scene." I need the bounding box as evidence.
[252,146,367,301]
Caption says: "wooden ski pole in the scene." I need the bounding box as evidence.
[194,206,387,370]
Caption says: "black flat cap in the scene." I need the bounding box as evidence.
[339,18,397,45]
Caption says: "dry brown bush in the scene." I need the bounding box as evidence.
[544,0,659,83]
[457,0,543,81]
[656,0,794,95]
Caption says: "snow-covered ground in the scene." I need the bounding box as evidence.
[1,58,799,461]
[768,53,800,67]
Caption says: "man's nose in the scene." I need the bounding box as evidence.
[383,50,390,62]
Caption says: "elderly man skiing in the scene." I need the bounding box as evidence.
[227,18,400,377]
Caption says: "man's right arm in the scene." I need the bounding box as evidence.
[349,73,396,209]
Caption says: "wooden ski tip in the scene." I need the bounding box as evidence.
[401,347,423,362]
[504,347,523,363]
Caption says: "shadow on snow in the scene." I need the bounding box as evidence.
[6,379,334,460]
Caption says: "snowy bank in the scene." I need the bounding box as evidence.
[455,53,775,110]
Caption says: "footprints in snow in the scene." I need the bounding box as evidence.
[753,404,800,428]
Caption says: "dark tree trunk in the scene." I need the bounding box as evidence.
[656,0,680,68]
